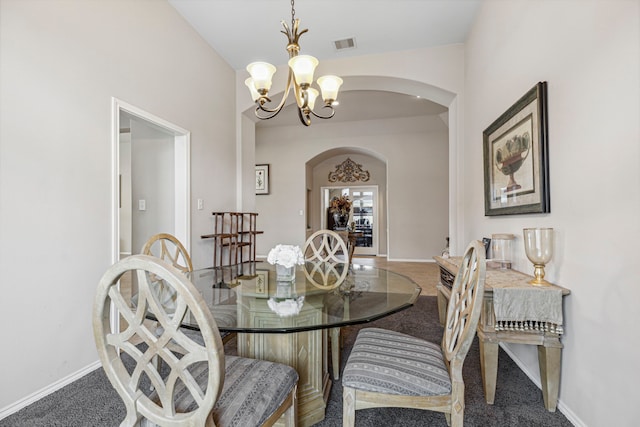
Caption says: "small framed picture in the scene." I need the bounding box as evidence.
[483,82,550,216]
[255,164,270,195]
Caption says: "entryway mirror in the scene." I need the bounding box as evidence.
[321,186,378,256]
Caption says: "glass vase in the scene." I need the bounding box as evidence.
[276,264,296,282]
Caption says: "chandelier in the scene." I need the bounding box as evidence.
[244,0,343,126]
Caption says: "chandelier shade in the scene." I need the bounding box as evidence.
[317,75,343,103]
[246,62,277,93]
[288,55,318,87]
[245,78,261,102]
[245,0,342,126]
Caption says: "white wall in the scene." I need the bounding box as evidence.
[255,115,449,261]
[0,0,237,414]
[464,1,640,425]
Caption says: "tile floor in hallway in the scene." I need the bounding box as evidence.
[350,256,440,296]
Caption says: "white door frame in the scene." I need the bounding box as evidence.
[111,98,190,330]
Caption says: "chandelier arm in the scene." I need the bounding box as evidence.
[297,107,311,126]
[254,105,283,121]
[309,105,336,120]
[254,68,296,116]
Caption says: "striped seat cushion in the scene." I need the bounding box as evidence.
[142,356,298,427]
[342,328,451,396]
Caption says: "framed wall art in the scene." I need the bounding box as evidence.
[255,164,270,195]
[254,270,269,297]
[483,81,550,216]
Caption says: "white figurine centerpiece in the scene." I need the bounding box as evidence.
[267,244,305,282]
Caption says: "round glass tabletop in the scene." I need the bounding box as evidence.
[183,261,421,333]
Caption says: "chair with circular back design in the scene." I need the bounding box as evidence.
[93,255,298,426]
[303,229,349,380]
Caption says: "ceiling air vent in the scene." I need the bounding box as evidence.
[333,37,356,51]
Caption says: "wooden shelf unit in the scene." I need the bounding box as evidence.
[201,212,263,282]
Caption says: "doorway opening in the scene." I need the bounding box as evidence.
[321,186,378,256]
[111,99,190,331]
[111,98,190,266]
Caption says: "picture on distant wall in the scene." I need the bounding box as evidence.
[255,164,270,195]
[255,270,268,296]
[483,81,550,215]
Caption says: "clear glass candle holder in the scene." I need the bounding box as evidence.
[523,227,553,286]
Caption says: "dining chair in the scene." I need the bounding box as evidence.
[342,240,486,427]
[142,232,193,274]
[93,254,298,426]
[142,233,236,345]
[303,229,349,380]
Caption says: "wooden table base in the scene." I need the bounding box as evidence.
[237,327,331,427]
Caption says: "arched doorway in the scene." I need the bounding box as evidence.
[307,149,386,256]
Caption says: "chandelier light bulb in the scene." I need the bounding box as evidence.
[244,78,261,102]
[288,55,318,87]
[306,88,319,111]
[317,75,343,104]
[246,62,276,93]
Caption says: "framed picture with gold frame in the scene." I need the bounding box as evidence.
[483,81,550,216]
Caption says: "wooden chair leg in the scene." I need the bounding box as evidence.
[450,410,463,427]
[282,389,297,427]
[343,386,356,427]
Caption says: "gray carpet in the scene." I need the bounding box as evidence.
[0,297,572,426]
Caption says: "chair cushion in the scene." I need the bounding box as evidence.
[142,356,298,427]
[342,328,451,396]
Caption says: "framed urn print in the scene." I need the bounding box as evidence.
[483,81,550,216]
[255,164,270,195]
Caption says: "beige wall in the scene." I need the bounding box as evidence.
[255,115,449,261]
[0,0,237,413]
[464,1,639,425]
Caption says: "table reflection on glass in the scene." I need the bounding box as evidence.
[185,261,421,427]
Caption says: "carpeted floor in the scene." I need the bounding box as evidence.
[0,296,572,427]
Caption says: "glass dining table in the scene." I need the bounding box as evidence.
[184,261,421,427]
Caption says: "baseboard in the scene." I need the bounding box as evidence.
[0,360,102,420]
[385,258,435,263]
[499,344,585,427]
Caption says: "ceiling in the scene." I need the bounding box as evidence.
[168,0,481,127]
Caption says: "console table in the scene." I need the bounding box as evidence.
[434,256,571,412]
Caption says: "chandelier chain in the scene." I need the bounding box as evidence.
[290,0,296,29]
